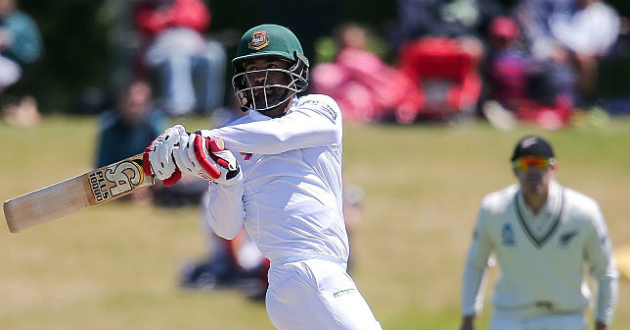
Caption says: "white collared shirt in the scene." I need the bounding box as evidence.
[515,184,562,238]
[461,181,619,324]
[201,94,349,265]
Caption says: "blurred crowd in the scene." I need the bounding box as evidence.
[312,0,628,129]
[0,0,42,127]
[1,0,629,130]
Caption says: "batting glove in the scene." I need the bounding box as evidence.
[196,134,241,186]
[143,125,185,186]
[172,131,222,181]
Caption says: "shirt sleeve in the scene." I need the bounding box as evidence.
[461,204,495,316]
[584,205,619,325]
[207,96,342,154]
[203,173,245,240]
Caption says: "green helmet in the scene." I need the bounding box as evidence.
[232,24,309,69]
[232,24,310,112]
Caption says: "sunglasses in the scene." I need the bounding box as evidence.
[512,156,555,171]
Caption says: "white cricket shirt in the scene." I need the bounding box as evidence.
[201,94,349,265]
[461,181,619,324]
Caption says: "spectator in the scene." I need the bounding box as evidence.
[395,0,502,42]
[460,135,619,330]
[482,14,576,130]
[518,2,577,108]
[393,0,503,54]
[515,0,574,61]
[484,16,530,110]
[95,78,167,202]
[179,200,270,301]
[96,78,166,168]
[392,0,503,121]
[0,0,43,126]
[549,0,621,101]
[311,22,422,123]
[515,0,620,108]
[481,16,532,130]
[134,0,227,116]
[96,77,209,206]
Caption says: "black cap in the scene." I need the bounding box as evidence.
[510,135,554,161]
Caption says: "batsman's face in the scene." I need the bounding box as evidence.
[242,57,292,104]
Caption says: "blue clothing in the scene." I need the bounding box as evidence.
[0,10,43,65]
[151,38,227,116]
[519,0,574,40]
[95,109,167,168]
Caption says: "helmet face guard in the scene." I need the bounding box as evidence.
[232,57,308,112]
[231,24,310,112]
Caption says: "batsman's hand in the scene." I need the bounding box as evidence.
[201,135,241,186]
[172,131,221,181]
[172,132,241,185]
[143,125,185,186]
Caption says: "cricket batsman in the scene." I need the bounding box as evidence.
[144,24,382,329]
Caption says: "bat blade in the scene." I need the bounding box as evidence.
[3,154,155,233]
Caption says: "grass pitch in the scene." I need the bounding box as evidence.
[1,115,629,329]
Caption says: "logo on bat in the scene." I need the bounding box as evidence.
[89,160,145,203]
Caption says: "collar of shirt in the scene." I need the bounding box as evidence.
[250,97,300,120]
[517,180,563,236]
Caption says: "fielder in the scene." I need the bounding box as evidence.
[460,135,619,330]
[144,24,381,329]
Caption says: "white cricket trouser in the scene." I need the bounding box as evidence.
[490,307,586,330]
[266,258,382,330]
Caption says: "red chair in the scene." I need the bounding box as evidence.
[397,38,482,123]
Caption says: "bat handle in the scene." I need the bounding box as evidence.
[209,137,224,153]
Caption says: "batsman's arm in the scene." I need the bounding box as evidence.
[204,181,245,240]
[4,154,154,233]
[200,137,245,239]
[208,95,341,155]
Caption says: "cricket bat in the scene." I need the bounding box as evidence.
[3,154,154,233]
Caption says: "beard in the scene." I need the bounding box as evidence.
[252,86,284,108]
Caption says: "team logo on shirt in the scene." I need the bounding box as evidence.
[559,230,579,248]
[501,223,516,246]
[303,100,338,120]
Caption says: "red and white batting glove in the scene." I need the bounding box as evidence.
[172,132,240,185]
[172,131,221,181]
[197,134,241,186]
[142,125,185,186]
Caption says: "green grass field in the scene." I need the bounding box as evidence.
[1,116,629,329]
